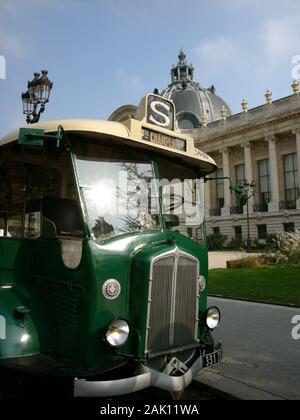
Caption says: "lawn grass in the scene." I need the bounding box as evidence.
[208,264,300,307]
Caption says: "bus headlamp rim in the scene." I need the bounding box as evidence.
[205,306,221,330]
[105,319,130,348]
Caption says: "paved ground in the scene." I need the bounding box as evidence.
[196,297,300,400]
[208,251,258,270]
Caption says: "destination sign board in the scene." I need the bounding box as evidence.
[142,128,186,152]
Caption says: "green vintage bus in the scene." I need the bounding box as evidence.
[0,94,222,398]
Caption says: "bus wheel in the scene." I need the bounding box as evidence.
[0,367,22,400]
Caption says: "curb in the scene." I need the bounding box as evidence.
[192,379,240,400]
[208,294,300,309]
[194,370,286,401]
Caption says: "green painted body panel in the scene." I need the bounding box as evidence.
[0,239,55,359]
[0,130,211,377]
[0,230,209,374]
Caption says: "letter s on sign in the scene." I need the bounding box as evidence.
[292,315,300,340]
[149,101,171,128]
[0,315,6,340]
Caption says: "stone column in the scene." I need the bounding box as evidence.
[242,142,254,214]
[266,135,280,212]
[204,181,212,218]
[293,129,300,210]
[221,148,231,216]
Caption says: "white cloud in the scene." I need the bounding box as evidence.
[261,18,300,61]
[0,0,60,15]
[116,68,145,91]
[194,36,237,67]
[0,0,61,58]
[220,0,299,13]
[193,10,300,85]
[0,31,25,58]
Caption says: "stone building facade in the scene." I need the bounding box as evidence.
[184,92,300,242]
[162,50,300,242]
[110,50,300,242]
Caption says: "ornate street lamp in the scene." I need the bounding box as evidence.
[22,70,53,124]
[238,180,256,253]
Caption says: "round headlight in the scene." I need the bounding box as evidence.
[206,307,221,330]
[105,319,130,347]
[198,275,207,293]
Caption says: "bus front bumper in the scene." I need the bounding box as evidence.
[73,344,222,398]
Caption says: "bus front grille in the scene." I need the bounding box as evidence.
[146,248,199,355]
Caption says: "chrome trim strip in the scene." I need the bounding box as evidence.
[74,345,222,397]
[169,246,179,345]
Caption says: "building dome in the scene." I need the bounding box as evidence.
[162,49,232,129]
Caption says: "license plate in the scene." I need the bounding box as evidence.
[202,349,223,368]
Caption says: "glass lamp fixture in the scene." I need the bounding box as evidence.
[35,70,53,104]
[21,70,53,124]
[28,72,40,103]
[21,91,34,116]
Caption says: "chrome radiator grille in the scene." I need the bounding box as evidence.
[146,248,199,354]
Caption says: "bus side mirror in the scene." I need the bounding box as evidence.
[18,128,45,146]
[164,214,180,229]
[18,126,68,149]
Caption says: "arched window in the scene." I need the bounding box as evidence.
[176,112,201,129]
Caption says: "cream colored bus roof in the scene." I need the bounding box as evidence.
[0,118,217,174]
[0,119,129,147]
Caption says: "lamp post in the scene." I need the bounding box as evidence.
[21,70,53,124]
[241,181,255,253]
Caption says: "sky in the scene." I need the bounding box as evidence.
[1,0,300,138]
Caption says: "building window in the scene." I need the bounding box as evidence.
[258,159,270,211]
[284,223,295,233]
[0,161,61,238]
[234,226,242,238]
[236,164,245,186]
[284,154,299,209]
[213,227,220,235]
[257,224,267,239]
[216,168,224,209]
[187,227,193,238]
[177,112,200,129]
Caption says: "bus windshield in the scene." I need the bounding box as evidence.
[75,156,161,241]
[157,157,205,240]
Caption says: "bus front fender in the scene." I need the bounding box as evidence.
[0,285,53,359]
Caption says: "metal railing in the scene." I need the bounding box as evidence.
[279,201,297,210]
[254,203,269,212]
[209,208,222,217]
[230,206,244,215]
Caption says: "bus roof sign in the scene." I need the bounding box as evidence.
[146,94,175,131]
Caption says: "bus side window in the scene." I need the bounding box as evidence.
[41,197,83,238]
[0,161,62,239]
[0,217,7,237]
